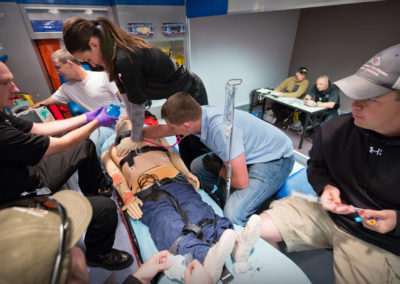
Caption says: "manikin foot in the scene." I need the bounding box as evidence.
[232,214,262,263]
[204,229,236,284]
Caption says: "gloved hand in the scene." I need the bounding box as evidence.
[85,106,105,123]
[116,137,140,157]
[202,153,224,176]
[122,191,144,219]
[184,172,200,191]
[95,107,119,127]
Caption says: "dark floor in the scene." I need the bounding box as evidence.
[240,103,315,157]
[285,249,334,284]
[273,121,316,157]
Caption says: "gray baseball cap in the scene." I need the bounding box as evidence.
[335,44,400,100]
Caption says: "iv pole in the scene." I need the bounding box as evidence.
[224,78,242,199]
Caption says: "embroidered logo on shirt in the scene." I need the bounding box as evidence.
[369,146,383,156]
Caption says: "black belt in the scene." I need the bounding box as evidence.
[136,177,217,255]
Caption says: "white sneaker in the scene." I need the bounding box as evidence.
[204,229,236,284]
[232,214,262,263]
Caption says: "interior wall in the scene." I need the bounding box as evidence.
[289,0,400,112]
[189,10,300,107]
[114,4,186,112]
[0,2,52,100]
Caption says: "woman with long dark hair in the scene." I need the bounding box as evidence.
[62,17,209,167]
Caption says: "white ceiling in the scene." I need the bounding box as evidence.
[228,0,387,14]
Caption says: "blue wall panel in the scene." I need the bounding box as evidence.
[186,0,228,18]
[114,0,183,5]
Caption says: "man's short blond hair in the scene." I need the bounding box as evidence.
[51,49,81,65]
[161,92,202,125]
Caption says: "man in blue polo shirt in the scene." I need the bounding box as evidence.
[143,92,294,226]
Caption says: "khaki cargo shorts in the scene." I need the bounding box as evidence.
[266,196,400,284]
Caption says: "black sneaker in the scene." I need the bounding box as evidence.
[86,248,133,270]
[98,186,113,197]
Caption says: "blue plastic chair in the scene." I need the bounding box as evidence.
[68,101,86,116]
[275,168,316,199]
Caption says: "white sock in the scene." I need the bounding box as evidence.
[232,214,262,263]
[204,229,236,284]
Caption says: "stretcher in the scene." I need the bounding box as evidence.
[126,188,310,284]
[101,129,310,284]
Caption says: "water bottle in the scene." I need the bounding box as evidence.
[106,104,120,118]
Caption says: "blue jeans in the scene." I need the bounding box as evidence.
[139,175,233,263]
[191,153,294,226]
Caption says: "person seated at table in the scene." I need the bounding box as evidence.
[271,66,309,125]
[292,75,340,132]
[101,118,262,284]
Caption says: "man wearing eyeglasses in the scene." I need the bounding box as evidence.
[0,61,118,203]
[32,48,121,158]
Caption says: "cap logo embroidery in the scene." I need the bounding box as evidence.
[360,61,388,77]
[371,56,381,66]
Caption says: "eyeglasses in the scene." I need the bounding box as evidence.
[0,196,68,284]
[54,62,67,71]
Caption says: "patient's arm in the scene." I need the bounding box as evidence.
[102,148,144,219]
[160,138,200,191]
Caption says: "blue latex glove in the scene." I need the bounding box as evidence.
[95,107,119,127]
[85,106,105,123]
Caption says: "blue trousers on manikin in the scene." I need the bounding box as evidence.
[140,175,233,263]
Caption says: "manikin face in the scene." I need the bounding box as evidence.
[316,78,329,91]
[350,91,400,136]
[0,63,20,109]
[72,37,104,68]
[295,72,307,82]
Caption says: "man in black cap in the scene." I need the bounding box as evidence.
[271,66,310,124]
[259,44,400,283]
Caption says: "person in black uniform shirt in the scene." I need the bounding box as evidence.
[302,75,340,122]
[259,44,400,283]
[0,62,133,270]
[0,62,118,204]
[292,75,340,132]
[62,17,209,168]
